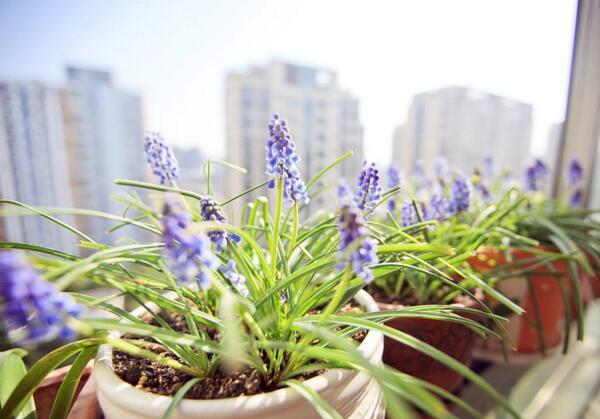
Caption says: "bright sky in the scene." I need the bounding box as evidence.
[0,0,577,166]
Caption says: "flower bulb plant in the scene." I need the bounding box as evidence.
[466,157,600,355]
[0,116,521,419]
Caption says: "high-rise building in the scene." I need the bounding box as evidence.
[64,67,146,244]
[225,61,364,219]
[0,81,77,253]
[393,86,533,177]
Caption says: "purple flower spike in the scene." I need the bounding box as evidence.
[387,165,403,212]
[401,201,418,227]
[354,161,382,211]
[525,159,549,191]
[569,189,583,207]
[0,251,83,345]
[145,132,180,186]
[428,194,450,221]
[566,159,583,186]
[200,196,241,252]
[265,114,309,207]
[337,198,378,283]
[162,198,219,288]
[450,173,471,213]
[221,261,249,297]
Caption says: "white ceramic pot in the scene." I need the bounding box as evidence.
[95,290,384,419]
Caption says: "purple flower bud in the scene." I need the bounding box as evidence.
[354,161,382,211]
[569,189,583,207]
[525,159,548,191]
[387,165,403,212]
[199,196,241,252]
[449,173,471,213]
[265,114,309,207]
[428,194,450,221]
[220,260,248,297]
[401,201,418,227]
[337,201,378,283]
[144,132,180,186]
[162,198,219,288]
[0,251,83,345]
[566,159,583,186]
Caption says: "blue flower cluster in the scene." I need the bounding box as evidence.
[144,132,180,186]
[337,186,378,283]
[401,201,419,227]
[566,159,584,206]
[525,159,548,192]
[265,114,309,207]
[566,159,583,186]
[0,251,83,345]
[221,261,249,297]
[428,194,450,221]
[449,173,471,213]
[387,165,402,212]
[162,198,219,289]
[199,196,241,252]
[354,161,382,211]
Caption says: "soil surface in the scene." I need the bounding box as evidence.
[113,303,366,399]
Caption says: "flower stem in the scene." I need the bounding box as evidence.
[270,178,284,280]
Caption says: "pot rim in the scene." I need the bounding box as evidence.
[94,290,382,414]
[375,289,485,313]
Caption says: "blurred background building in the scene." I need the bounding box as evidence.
[0,81,78,253]
[63,67,146,245]
[225,61,364,218]
[393,86,533,177]
[0,68,147,253]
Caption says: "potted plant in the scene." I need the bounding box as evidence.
[0,116,520,419]
[357,160,525,392]
[468,158,599,357]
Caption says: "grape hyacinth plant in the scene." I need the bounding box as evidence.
[199,196,241,251]
[0,251,83,345]
[265,114,309,207]
[0,117,522,419]
[449,173,472,213]
[566,159,584,207]
[144,131,180,186]
[354,161,383,212]
[337,186,379,283]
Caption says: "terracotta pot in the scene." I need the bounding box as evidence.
[33,362,99,419]
[377,296,482,394]
[95,290,384,419]
[469,247,570,353]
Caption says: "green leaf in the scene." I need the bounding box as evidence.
[283,379,343,419]
[160,378,202,419]
[0,339,101,419]
[0,349,36,419]
[312,315,521,419]
[49,346,97,419]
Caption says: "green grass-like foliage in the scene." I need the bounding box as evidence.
[0,152,521,419]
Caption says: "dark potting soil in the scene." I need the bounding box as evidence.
[113,304,365,399]
[368,285,421,306]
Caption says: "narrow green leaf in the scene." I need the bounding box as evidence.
[0,349,36,419]
[49,347,97,419]
[0,339,101,419]
[283,379,343,419]
[160,378,202,419]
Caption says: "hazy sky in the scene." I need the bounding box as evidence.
[0,0,577,166]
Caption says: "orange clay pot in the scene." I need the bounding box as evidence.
[378,297,482,393]
[33,362,99,419]
[469,247,571,353]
